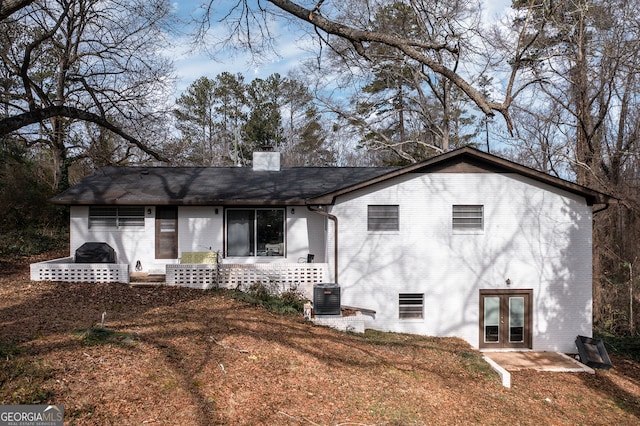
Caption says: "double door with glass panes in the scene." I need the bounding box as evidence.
[479,290,532,349]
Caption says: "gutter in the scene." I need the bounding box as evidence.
[593,203,609,214]
[307,205,338,284]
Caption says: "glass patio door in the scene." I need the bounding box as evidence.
[479,290,532,349]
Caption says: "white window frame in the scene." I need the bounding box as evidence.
[399,293,424,319]
[89,206,145,229]
[367,205,399,232]
[452,205,484,233]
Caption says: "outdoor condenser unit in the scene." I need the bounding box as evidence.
[313,283,341,315]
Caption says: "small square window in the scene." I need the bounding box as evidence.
[368,205,399,231]
[399,293,423,319]
[452,205,483,231]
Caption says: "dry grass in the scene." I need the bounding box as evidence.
[1,253,639,425]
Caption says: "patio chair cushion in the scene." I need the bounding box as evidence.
[180,252,218,264]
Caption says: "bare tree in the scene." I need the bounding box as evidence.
[0,0,35,20]
[501,0,640,335]
[201,0,544,132]
[1,0,174,189]
[196,0,559,164]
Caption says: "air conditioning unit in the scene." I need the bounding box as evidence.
[313,283,341,315]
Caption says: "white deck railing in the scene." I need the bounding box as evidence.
[30,257,130,284]
[166,262,329,294]
[218,263,328,291]
[30,258,328,294]
[165,264,218,289]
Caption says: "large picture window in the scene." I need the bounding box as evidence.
[89,206,145,229]
[226,208,285,257]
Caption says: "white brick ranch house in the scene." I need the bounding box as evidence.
[36,147,610,353]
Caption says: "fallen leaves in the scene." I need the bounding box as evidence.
[0,254,639,424]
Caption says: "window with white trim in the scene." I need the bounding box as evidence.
[89,206,145,229]
[226,208,285,257]
[452,205,484,231]
[399,293,424,319]
[368,205,399,231]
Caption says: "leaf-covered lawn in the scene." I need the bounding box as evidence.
[1,253,639,425]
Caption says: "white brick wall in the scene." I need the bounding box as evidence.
[66,171,594,353]
[70,205,327,273]
[70,206,159,271]
[330,172,593,353]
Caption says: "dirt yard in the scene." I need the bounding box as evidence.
[1,253,639,425]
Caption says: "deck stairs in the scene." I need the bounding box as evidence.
[129,273,166,287]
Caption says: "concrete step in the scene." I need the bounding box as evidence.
[130,273,166,285]
[129,282,165,287]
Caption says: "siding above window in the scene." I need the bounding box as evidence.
[452,205,483,231]
[399,293,424,319]
[368,205,399,231]
[89,206,145,229]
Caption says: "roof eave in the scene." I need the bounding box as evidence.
[306,147,615,206]
[51,198,310,206]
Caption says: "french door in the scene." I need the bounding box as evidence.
[155,206,178,259]
[479,289,532,349]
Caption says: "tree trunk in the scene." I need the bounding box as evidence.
[572,10,598,188]
[49,116,70,191]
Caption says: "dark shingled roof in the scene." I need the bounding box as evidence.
[51,148,614,206]
[50,166,398,205]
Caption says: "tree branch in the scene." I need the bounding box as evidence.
[0,106,169,162]
[0,0,35,20]
[267,0,510,125]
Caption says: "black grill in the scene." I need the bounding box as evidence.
[75,242,117,263]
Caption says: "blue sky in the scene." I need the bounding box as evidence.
[169,0,316,94]
[169,0,512,96]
